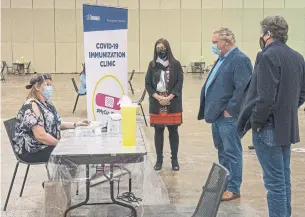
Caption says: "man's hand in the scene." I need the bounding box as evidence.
[224,110,232,118]
[250,119,264,133]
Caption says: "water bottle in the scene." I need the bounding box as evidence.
[89,165,97,178]
[200,56,204,62]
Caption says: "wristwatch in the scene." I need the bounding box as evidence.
[74,122,77,128]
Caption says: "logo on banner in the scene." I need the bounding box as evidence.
[106,19,126,23]
[92,74,125,120]
[86,14,100,21]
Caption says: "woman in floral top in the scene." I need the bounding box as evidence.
[13,73,90,163]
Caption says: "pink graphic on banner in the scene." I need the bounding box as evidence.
[95,93,121,110]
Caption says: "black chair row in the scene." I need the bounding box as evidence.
[71,78,86,114]
[1,63,6,82]
[71,69,135,114]
[134,89,148,126]
[2,119,229,216]
[1,61,13,81]
[1,61,31,81]
[129,70,135,95]
[71,70,148,126]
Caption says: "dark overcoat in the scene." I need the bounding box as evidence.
[237,40,305,146]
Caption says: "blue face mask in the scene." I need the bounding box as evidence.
[211,44,221,56]
[43,85,53,101]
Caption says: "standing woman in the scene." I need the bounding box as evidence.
[145,38,184,171]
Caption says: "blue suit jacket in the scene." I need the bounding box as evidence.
[198,48,253,123]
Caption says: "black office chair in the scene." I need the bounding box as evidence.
[24,61,31,74]
[2,61,13,73]
[81,63,85,73]
[128,70,135,95]
[191,163,229,217]
[191,62,206,78]
[71,78,86,113]
[3,118,49,211]
[1,63,6,82]
[133,90,147,126]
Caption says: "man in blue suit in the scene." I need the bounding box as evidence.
[198,27,253,201]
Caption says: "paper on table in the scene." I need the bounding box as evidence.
[109,113,121,121]
[90,121,102,128]
[118,95,132,106]
[107,114,121,133]
[94,128,102,136]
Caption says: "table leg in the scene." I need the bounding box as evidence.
[62,164,137,217]
[21,65,25,74]
[120,165,132,193]
[109,164,137,217]
[1,69,5,81]
[199,65,203,78]
[63,164,90,217]
[129,177,132,193]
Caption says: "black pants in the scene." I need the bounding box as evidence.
[154,125,179,161]
[19,146,55,163]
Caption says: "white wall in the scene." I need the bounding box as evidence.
[1,0,305,73]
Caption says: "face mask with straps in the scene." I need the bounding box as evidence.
[259,30,272,49]
[26,74,53,101]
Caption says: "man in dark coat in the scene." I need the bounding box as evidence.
[237,16,305,217]
[198,27,253,201]
[247,51,263,150]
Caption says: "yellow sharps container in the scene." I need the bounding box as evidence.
[121,104,137,146]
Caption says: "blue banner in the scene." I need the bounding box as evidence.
[83,4,128,32]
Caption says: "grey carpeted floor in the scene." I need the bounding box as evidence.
[67,175,263,217]
[70,203,263,217]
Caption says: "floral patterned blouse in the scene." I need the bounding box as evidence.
[13,99,61,154]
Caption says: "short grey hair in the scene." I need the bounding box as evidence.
[260,15,289,43]
[213,27,236,44]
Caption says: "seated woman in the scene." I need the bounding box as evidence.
[13,73,90,163]
[78,64,86,95]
